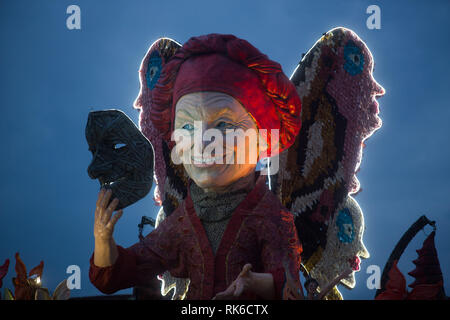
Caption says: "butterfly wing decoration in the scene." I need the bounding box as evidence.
[308,194,370,299]
[133,37,188,214]
[134,38,190,299]
[272,27,385,299]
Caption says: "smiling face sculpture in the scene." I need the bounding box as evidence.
[86,109,154,209]
[142,34,302,299]
[149,34,302,192]
[173,92,260,192]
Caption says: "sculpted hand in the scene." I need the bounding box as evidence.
[282,276,304,300]
[94,189,123,242]
[213,264,253,300]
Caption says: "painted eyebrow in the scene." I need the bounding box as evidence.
[208,106,241,121]
[176,106,238,121]
[175,108,195,119]
[216,108,236,118]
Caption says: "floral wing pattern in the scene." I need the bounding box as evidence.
[272,27,385,299]
[134,37,190,299]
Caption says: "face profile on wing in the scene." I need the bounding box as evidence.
[274,27,385,299]
[133,37,185,214]
[133,37,190,300]
[309,195,370,295]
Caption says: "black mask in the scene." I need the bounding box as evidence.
[86,109,154,209]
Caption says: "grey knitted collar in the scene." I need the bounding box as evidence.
[189,182,250,223]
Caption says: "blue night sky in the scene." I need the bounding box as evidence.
[0,0,449,299]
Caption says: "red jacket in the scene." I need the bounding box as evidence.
[89,175,302,299]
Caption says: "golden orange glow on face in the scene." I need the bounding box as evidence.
[174,92,260,192]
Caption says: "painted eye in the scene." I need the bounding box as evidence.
[343,224,353,237]
[343,40,365,76]
[336,208,355,243]
[114,143,127,150]
[349,53,361,65]
[182,123,194,131]
[216,121,231,129]
[146,51,162,89]
[148,66,158,78]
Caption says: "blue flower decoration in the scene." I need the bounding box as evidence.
[146,51,162,89]
[343,40,364,76]
[336,208,355,243]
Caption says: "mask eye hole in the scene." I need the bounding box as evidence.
[114,143,127,150]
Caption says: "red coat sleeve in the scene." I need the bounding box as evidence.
[260,209,303,300]
[89,211,186,294]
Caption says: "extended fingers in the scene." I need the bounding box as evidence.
[100,189,113,209]
[102,198,119,224]
[106,210,123,230]
[95,189,106,220]
[96,188,106,208]
[213,290,230,300]
[234,279,245,297]
[239,263,252,277]
[96,189,113,224]
[213,282,236,300]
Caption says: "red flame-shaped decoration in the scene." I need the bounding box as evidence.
[376,231,445,300]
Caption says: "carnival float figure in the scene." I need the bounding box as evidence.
[88,34,304,300]
[86,28,385,299]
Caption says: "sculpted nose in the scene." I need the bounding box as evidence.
[87,157,100,179]
[359,243,370,259]
[192,121,214,152]
[373,81,385,97]
[87,153,111,180]
[133,93,144,111]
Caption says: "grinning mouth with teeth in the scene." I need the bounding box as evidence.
[190,153,233,165]
[191,157,223,164]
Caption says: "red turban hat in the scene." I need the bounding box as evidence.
[150,34,302,157]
